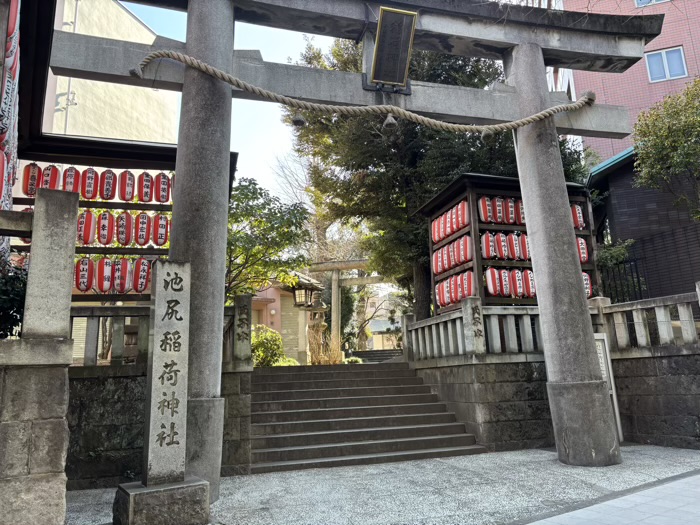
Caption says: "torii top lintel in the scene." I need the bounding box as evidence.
[129,0,663,72]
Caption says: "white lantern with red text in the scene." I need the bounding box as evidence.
[152,214,169,247]
[22,163,40,197]
[460,271,474,298]
[456,200,469,230]
[454,236,472,265]
[509,270,525,298]
[63,167,80,193]
[582,272,592,298]
[494,233,508,259]
[81,168,99,199]
[478,196,492,223]
[431,218,439,243]
[491,197,505,224]
[441,246,452,271]
[499,269,511,297]
[519,234,530,261]
[438,213,446,241]
[113,259,132,294]
[40,165,60,190]
[75,258,94,293]
[524,270,536,298]
[444,211,453,238]
[133,258,151,293]
[137,172,153,202]
[515,200,526,225]
[134,213,151,247]
[481,233,496,260]
[571,204,586,230]
[118,170,135,201]
[99,169,117,200]
[507,233,521,260]
[95,258,113,293]
[577,237,589,264]
[155,172,171,203]
[116,212,133,246]
[485,268,500,296]
[504,198,516,225]
[449,275,460,304]
[97,212,115,245]
[77,211,96,245]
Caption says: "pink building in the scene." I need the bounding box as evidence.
[564,0,700,160]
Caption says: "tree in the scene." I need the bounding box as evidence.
[225,178,310,299]
[289,40,587,320]
[634,78,700,219]
[0,259,27,339]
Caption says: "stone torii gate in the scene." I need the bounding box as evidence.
[48,0,662,499]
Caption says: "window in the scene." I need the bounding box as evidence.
[645,47,688,82]
[635,0,670,7]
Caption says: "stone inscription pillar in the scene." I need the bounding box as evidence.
[504,43,621,466]
[169,0,234,501]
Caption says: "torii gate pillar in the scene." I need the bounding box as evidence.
[505,43,621,466]
[169,0,234,502]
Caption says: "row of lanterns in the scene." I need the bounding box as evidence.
[75,257,152,294]
[477,196,526,225]
[432,235,472,275]
[431,200,469,243]
[21,163,173,203]
[76,210,170,247]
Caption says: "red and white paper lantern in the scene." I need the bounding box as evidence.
[95,258,113,293]
[571,204,586,230]
[450,207,458,235]
[137,172,153,202]
[449,275,460,304]
[481,233,496,260]
[63,167,81,193]
[491,197,505,224]
[77,211,96,245]
[507,233,521,260]
[155,172,171,203]
[456,200,469,230]
[519,234,530,261]
[133,258,151,293]
[81,168,99,200]
[152,214,169,247]
[441,246,452,271]
[582,272,592,298]
[134,212,152,247]
[577,237,589,264]
[509,269,525,298]
[504,198,517,225]
[444,211,453,238]
[515,200,526,225]
[99,169,117,200]
[97,212,115,245]
[454,236,472,265]
[118,170,135,202]
[40,165,60,190]
[435,285,443,307]
[499,269,511,297]
[459,271,474,298]
[432,251,441,275]
[438,214,446,241]
[523,269,536,298]
[75,258,94,293]
[431,219,440,243]
[494,233,508,259]
[478,196,493,223]
[485,268,500,296]
[22,163,40,197]
[116,212,133,246]
[113,259,133,294]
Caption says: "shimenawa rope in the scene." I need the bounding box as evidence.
[131,50,596,135]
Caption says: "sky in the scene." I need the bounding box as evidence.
[121,2,333,196]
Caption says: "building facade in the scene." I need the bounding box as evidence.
[564,0,700,161]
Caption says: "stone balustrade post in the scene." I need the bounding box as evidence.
[461,297,486,354]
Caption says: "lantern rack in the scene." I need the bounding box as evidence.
[416,173,599,315]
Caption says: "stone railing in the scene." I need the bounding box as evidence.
[405,285,700,362]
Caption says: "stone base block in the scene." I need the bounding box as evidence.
[113,477,209,525]
[547,380,622,467]
[0,472,67,525]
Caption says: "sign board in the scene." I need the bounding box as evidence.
[371,7,417,87]
[143,261,191,486]
[594,333,624,442]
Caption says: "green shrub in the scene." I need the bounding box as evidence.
[273,356,300,367]
[252,324,285,367]
[343,357,364,364]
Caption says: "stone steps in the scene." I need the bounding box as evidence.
[351,350,404,363]
[249,364,486,473]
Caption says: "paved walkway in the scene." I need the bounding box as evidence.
[527,473,700,525]
[66,445,700,525]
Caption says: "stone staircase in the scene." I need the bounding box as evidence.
[250,362,486,473]
[351,349,404,363]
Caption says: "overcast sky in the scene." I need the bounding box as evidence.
[122,2,333,196]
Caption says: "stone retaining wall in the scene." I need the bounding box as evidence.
[613,351,700,449]
[414,356,554,452]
